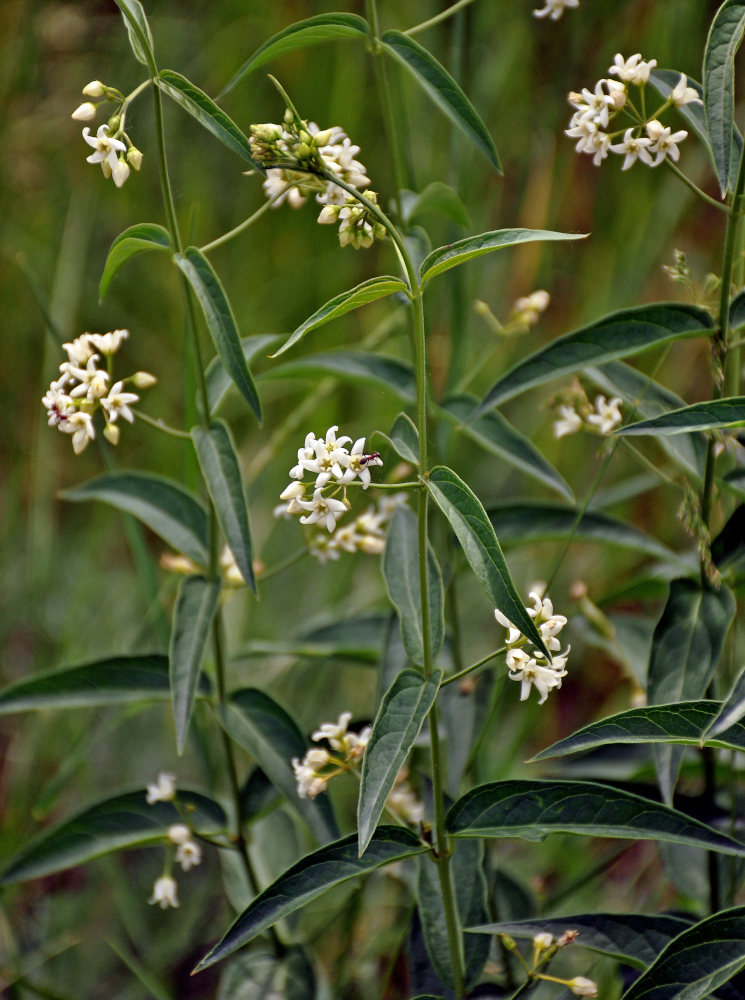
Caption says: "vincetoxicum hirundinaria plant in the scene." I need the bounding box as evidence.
[6,0,745,997]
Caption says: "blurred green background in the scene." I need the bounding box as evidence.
[0,1,734,997]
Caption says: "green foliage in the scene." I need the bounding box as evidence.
[169,575,220,753]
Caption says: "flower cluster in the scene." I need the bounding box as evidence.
[495,590,570,704]
[533,0,579,20]
[553,390,623,439]
[566,55,700,169]
[250,111,385,249]
[305,493,409,564]
[41,330,155,454]
[475,288,551,338]
[73,80,143,187]
[144,774,203,910]
[501,930,597,997]
[292,712,424,824]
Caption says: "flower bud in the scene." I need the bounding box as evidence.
[83,80,105,98]
[103,422,120,446]
[131,371,157,389]
[112,157,130,188]
[107,114,121,133]
[312,127,334,146]
[167,823,192,844]
[569,977,598,997]
[72,102,97,121]
[127,146,143,171]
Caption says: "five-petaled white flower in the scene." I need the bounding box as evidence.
[146,771,176,804]
[553,404,583,439]
[585,394,623,433]
[101,381,139,423]
[149,875,179,909]
[609,53,657,86]
[297,488,348,532]
[609,128,654,170]
[82,124,127,178]
[175,840,202,871]
[670,73,702,107]
[645,119,688,165]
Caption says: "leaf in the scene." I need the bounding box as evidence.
[219,688,338,844]
[420,228,582,287]
[98,223,172,301]
[175,247,261,422]
[440,394,573,501]
[218,13,369,98]
[382,507,445,668]
[157,70,257,165]
[61,472,208,565]
[192,421,256,594]
[271,277,408,358]
[206,334,279,414]
[372,411,420,466]
[424,466,549,658]
[194,827,426,971]
[622,906,745,1000]
[730,288,745,329]
[480,303,713,413]
[531,701,745,761]
[401,181,471,229]
[618,396,745,435]
[467,913,694,971]
[0,654,210,714]
[704,0,745,195]
[262,350,416,402]
[358,669,441,855]
[446,779,745,856]
[114,0,154,68]
[487,502,684,564]
[703,665,745,740]
[0,790,226,884]
[417,840,489,990]
[712,503,745,573]
[381,30,500,171]
[170,576,220,754]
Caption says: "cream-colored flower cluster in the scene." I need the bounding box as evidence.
[292,712,424,824]
[566,54,700,169]
[41,329,155,454]
[495,589,570,704]
[250,111,386,249]
[144,773,203,910]
[73,80,143,187]
[553,388,623,439]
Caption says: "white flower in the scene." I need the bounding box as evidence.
[149,875,179,909]
[111,157,130,188]
[262,168,310,208]
[146,771,176,804]
[533,0,579,20]
[67,356,109,401]
[59,411,95,454]
[219,545,245,587]
[645,119,688,166]
[533,932,554,950]
[510,289,550,327]
[175,840,202,871]
[553,403,583,439]
[297,488,348,532]
[62,333,95,366]
[312,711,353,750]
[292,755,328,799]
[506,648,568,704]
[569,978,599,998]
[609,127,654,170]
[88,328,128,355]
[42,381,76,427]
[495,608,523,648]
[101,381,138,423]
[609,53,657,86]
[585,394,623,433]
[72,102,96,121]
[82,124,126,176]
[387,777,425,824]
[670,73,702,107]
[167,824,191,845]
[345,725,372,761]
[337,438,383,489]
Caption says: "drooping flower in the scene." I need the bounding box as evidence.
[146,772,176,804]
[148,875,179,909]
[175,840,202,871]
[670,73,702,107]
[496,589,570,704]
[82,124,126,176]
[532,0,579,20]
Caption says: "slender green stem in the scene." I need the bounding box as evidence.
[257,547,309,583]
[662,159,729,214]
[199,188,286,253]
[404,0,477,36]
[441,646,505,686]
[132,408,192,439]
[365,0,407,212]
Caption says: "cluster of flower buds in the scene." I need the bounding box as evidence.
[553,385,623,439]
[41,329,155,454]
[250,111,385,249]
[566,54,700,169]
[475,289,551,338]
[533,0,579,20]
[73,80,143,187]
[495,589,570,704]
[292,713,424,824]
[144,773,203,910]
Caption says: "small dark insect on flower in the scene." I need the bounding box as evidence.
[360,452,382,465]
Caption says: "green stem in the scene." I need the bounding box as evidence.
[441,646,505,686]
[365,0,407,212]
[132,409,192,439]
[663,159,729,214]
[199,188,287,254]
[404,0,477,36]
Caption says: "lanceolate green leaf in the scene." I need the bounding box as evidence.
[192,421,256,594]
[487,502,683,564]
[358,669,441,855]
[0,790,226,884]
[531,701,745,761]
[170,575,220,755]
[218,13,369,98]
[61,472,208,565]
[618,396,745,435]
[206,334,279,413]
[467,913,694,971]
[446,779,745,856]
[478,303,713,413]
[271,277,408,358]
[420,228,582,287]
[194,827,426,972]
[99,223,172,301]
[704,0,745,195]
[175,247,261,422]
[157,70,257,165]
[372,411,419,465]
[622,907,745,1000]
[0,655,210,713]
[262,351,416,402]
[382,507,445,668]
[401,181,471,229]
[114,0,154,67]
[425,466,549,658]
[219,688,338,844]
[703,664,745,739]
[381,30,500,171]
[440,394,573,501]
